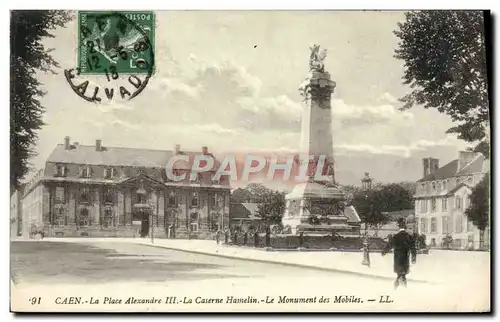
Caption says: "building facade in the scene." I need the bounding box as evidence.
[10,189,23,238]
[229,202,265,232]
[414,151,489,249]
[20,137,231,239]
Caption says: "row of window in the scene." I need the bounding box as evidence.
[52,208,223,232]
[54,165,117,179]
[419,176,474,195]
[417,195,470,213]
[420,216,474,234]
[53,165,226,184]
[54,186,226,208]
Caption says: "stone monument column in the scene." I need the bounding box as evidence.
[298,70,336,183]
[282,45,360,236]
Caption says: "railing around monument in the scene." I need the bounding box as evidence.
[221,230,390,252]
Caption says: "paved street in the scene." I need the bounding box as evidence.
[11,240,490,312]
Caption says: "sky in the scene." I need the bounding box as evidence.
[31,11,469,186]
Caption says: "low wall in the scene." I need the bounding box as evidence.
[224,233,389,251]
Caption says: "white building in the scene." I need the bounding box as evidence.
[10,190,22,238]
[414,151,489,249]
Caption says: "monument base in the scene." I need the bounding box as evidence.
[282,181,361,236]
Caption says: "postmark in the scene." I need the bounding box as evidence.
[64,11,155,102]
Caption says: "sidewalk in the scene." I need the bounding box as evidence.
[25,237,489,285]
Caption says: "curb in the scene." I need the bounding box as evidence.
[139,242,432,285]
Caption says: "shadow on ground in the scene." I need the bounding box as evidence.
[11,241,247,285]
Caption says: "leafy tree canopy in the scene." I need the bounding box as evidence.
[11,10,72,191]
[349,182,415,229]
[465,172,490,231]
[394,11,490,157]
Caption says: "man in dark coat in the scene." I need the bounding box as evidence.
[382,218,417,289]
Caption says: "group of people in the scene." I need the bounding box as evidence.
[213,218,418,290]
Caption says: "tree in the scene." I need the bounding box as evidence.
[353,190,391,233]
[394,11,490,158]
[256,190,286,226]
[10,11,72,191]
[465,172,490,248]
[351,183,415,232]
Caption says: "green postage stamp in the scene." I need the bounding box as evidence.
[77,11,155,75]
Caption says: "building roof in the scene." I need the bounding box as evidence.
[456,155,486,176]
[418,160,459,182]
[47,144,173,168]
[230,202,262,220]
[46,144,219,170]
[418,154,485,183]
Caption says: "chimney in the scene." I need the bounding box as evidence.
[64,136,70,150]
[96,139,102,151]
[423,158,430,177]
[430,158,439,174]
[457,151,477,172]
[175,144,181,155]
[423,157,439,177]
[202,146,208,154]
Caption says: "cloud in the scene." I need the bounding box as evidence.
[332,99,414,128]
[378,92,399,104]
[334,135,463,158]
[150,78,204,99]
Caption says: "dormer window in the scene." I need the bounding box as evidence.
[80,166,91,178]
[104,167,116,179]
[54,164,67,177]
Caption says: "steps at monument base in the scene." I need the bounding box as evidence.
[296,224,359,235]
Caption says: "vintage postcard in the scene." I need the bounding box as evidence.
[10,10,491,313]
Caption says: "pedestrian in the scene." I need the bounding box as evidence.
[382,218,417,289]
[215,229,221,244]
[243,232,248,246]
[224,229,229,244]
[265,228,271,247]
[254,231,259,247]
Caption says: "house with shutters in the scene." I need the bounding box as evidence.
[414,151,489,249]
[20,137,231,239]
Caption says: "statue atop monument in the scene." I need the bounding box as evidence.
[309,44,328,72]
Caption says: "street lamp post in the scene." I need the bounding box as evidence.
[361,172,373,267]
[150,204,155,245]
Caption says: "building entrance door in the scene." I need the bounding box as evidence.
[140,211,150,238]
